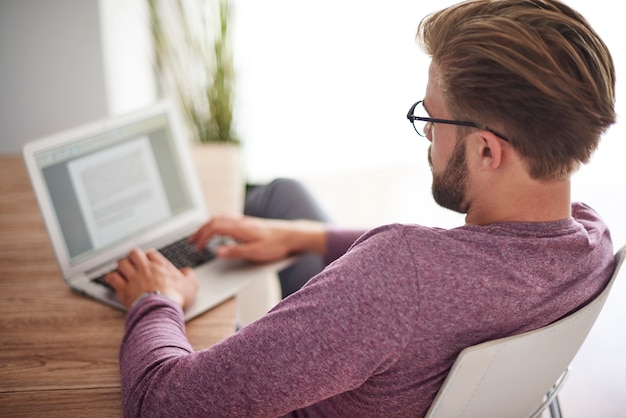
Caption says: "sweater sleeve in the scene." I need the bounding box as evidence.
[324,227,367,264]
[120,295,194,417]
[119,225,419,417]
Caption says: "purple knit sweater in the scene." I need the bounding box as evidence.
[119,203,614,417]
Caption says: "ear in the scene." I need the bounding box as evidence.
[475,130,505,171]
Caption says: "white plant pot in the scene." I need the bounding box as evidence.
[192,143,244,216]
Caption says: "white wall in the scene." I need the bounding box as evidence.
[98,0,156,116]
[232,0,435,180]
[0,0,108,152]
[0,0,156,154]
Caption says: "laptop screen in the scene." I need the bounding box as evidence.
[31,107,197,267]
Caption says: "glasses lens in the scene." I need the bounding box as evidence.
[412,120,429,137]
[410,102,429,137]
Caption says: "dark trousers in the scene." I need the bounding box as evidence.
[244,178,330,298]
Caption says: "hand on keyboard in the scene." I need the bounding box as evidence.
[93,235,227,290]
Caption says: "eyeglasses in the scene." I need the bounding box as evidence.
[406,100,510,142]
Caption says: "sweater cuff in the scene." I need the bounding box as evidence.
[130,291,162,309]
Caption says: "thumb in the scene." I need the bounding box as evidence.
[215,243,246,259]
[180,267,197,281]
[216,242,270,261]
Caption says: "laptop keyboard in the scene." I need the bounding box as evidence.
[92,236,217,290]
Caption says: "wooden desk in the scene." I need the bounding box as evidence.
[0,155,237,417]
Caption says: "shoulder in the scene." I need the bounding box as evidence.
[572,202,610,230]
[319,224,438,294]
[333,223,471,284]
[352,223,446,249]
[349,222,480,261]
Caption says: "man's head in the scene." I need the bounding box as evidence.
[417,0,616,181]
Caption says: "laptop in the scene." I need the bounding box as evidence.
[23,101,284,321]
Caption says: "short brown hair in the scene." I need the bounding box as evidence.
[418,0,616,180]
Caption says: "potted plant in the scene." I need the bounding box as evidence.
[148,0,243,214]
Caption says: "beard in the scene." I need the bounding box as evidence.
[429,141,469,213]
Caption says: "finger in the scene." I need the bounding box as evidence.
[104,270,127,292]
[179,267,199,309]
[190,226,216,250]
[218,242,269,262]
[146,248,171,265]
[117,257,135,279]
[180,267,196,279]
[189,223,212,247]
[191,216,241,249]
[127,248,149,269]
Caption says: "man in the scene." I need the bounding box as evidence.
[106,0,616,416]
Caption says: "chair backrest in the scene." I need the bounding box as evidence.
[425,244,626,418]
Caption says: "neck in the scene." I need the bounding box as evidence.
[465,177,572,226]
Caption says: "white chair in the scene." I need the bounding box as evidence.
[425,244,626,418]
